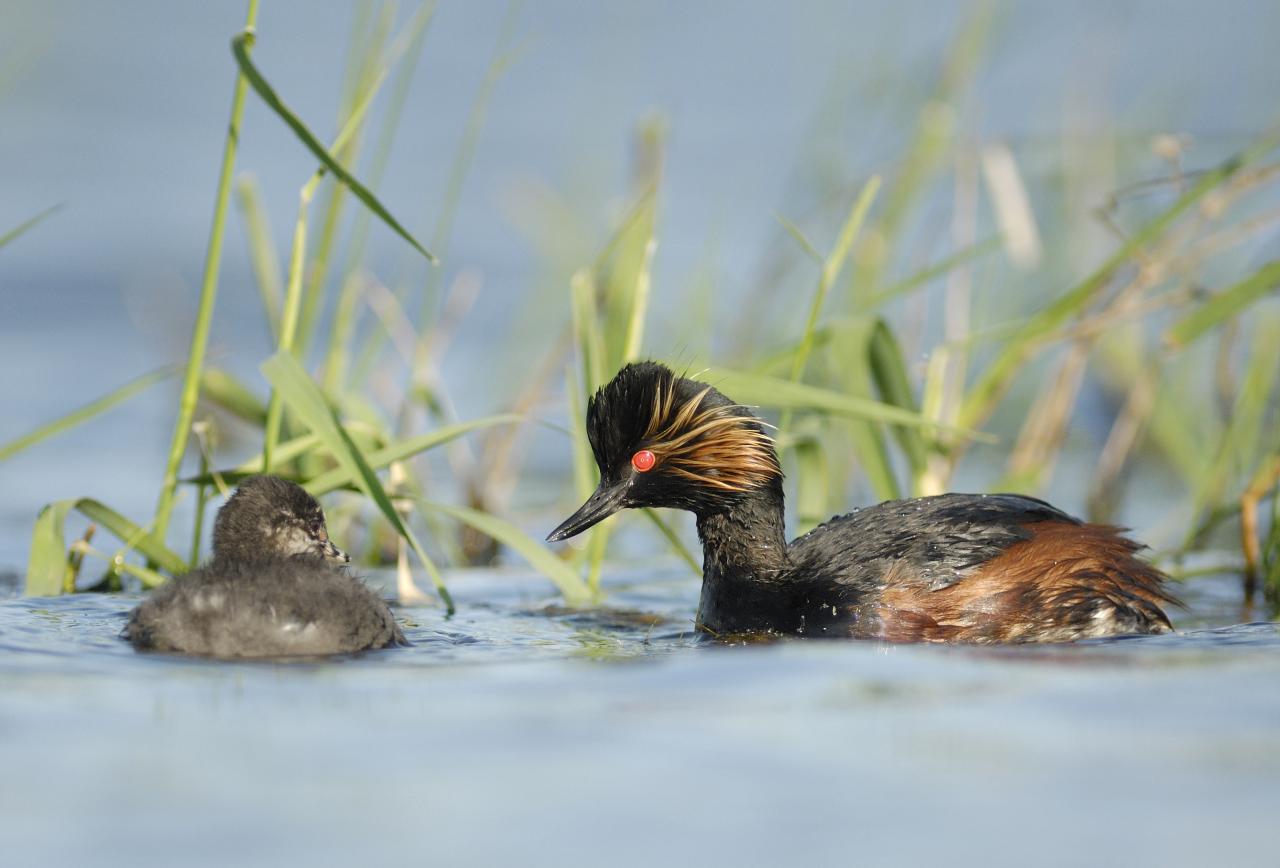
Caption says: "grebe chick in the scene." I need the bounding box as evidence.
[124,475,406,658]
[548,362,1176,643]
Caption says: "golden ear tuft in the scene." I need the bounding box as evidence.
[640,381,780,492]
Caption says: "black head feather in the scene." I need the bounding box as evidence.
[586,362,680,475]
[584,361,781,510]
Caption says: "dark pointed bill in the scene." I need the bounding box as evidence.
[546,482,628,542]
[322,539,350,563]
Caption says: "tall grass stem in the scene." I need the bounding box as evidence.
[152,0,260,546]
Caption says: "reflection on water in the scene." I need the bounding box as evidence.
[1,568,1277,867]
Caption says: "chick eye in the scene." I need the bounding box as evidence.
[631,449,657,472]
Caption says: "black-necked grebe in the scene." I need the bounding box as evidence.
[124,475,405,657]
[548,362,1176,643]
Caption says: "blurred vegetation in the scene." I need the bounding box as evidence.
[5,1,1279,613]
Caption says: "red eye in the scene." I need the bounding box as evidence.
[631,449,656,472]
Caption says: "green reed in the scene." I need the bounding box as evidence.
[11,3,1280,616]
[151,0,261,547]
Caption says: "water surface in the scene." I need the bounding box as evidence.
[2,568,1277,867]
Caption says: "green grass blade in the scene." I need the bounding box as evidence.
[261,46,396,465]
[835,318,902,502]
[960,137,1278,429]
[1234,319,1280,471]
[1165,260,1280,349]
[867,319,928,477]
[641,508,700,575]
[621,239,657,363]
[0,366,175,463]
[233,174,284,339]
[27,501,77,595]
[1265,466,1280,599]
[304,415,522,495]
[418,0,518,312]
[0,203,63,251]
[200,368,268,427]
[296,2,400,357]
[231,30,437,264]
[773,211,823,265]
[847,419,901,501]
[186,434,320,486]
[262,180,316,472]
[864,235,1001,308]
[324,1,439,392]
[153,0,260,546]
[570,269,605,391]
[585,512,610,596]
[777,177,881,438]
[76,501,189,575]
[599,169,661,372]
[109,558,169,589]
[263,36,406,469]
[261,351,453,611]
[418,500,592,605]
[562,359,612,594]
[568,253,617,593]
[566,365,596,506]
[27,498,189,595]
[751,317,860,375]
[785,176,881,388]
[851,7,992,302]
[1187,317,1280,527]
[705,367,989,438]
[591,183,658,274]
[1145,361,1212,488]
[189,452,210,567]
[793,438,831,534]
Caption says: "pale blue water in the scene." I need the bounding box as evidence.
[1,568,1278,867]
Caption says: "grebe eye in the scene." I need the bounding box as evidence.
[631,449,657,472]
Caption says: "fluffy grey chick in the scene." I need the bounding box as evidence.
[124,475,406,658]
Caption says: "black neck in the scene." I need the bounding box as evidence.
[693,479,790,632]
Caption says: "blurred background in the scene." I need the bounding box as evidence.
[2,0,1278,592]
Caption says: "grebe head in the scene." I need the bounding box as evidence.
[212,475,349,564]
[547,361,781,542]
